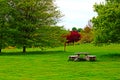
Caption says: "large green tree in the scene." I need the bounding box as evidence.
[0,0,63,53]
[10,0,62,52]
[92,0,120,44]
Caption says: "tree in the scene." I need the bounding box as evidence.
[80,26,94,43]
[72,27,77,31]
[33,26,66,50]
[7,0,62,52]
[66,31,81,44]
[92,0,120,44]
[77,28,83,32]
[0,0,63,53]
[72,27,83,32]
[64,31,81,51]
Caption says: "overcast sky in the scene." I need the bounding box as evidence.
[55,0,105,30]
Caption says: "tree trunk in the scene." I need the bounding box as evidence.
[23,45,26,53]
[64,43,66,51]
[73,42,75,46]
[0,49,1,53]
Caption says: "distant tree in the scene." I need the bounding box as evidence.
[64,31,81,51]
[72,27,77,31]
[92,0,120,44]
[80,26,94,43]
[77,28,83,32]
[72,27,83,32]
[84,26,91,33]
[66,31,81,43]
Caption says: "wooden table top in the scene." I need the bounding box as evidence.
[75,52,89,55]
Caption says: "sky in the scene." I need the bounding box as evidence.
[55,0,105,30]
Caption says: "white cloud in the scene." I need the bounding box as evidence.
[55,0,105,30]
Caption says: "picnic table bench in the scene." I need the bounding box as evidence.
[68,52,96,61]
[86,55,96,61]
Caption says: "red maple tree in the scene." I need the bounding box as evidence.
[64,31,81,51]
[66,31,81,43]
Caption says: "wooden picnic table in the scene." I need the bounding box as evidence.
[75,52,89,56]
[68,52,96,61]
[69,52,89,61]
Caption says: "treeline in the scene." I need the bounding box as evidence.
[71,0,120,44]
[71,26,93,43]
[0,0,120,53]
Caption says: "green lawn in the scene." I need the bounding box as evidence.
[0,44,120,80]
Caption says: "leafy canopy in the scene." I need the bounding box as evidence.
[0,0,64,52]
[92,0,120,43]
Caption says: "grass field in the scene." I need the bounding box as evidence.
[0,44,120,80]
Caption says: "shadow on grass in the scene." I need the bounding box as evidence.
[100,53,120,58]
[99,53,120,61]
[0,50,68,56]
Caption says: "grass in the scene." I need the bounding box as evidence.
[0,43,120,80]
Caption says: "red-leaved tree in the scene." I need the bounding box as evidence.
[64,31,81,51]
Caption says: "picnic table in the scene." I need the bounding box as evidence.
[68,52,96,61]
[68,52,89,61]
[75,52,89,57]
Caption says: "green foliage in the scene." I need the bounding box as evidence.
[33,26,66,49]
[77,28,83,32]
[72,27,83,32]
[0,0,63,52]
[10,0,62,46]
[80,26,94,43]
[106,0,120,3]
[0,0,13,50]
[72,27,77,31]
[92,0,120,44]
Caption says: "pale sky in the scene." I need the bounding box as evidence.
[55,0,105,30]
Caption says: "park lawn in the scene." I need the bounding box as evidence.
[0,44,120,80]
